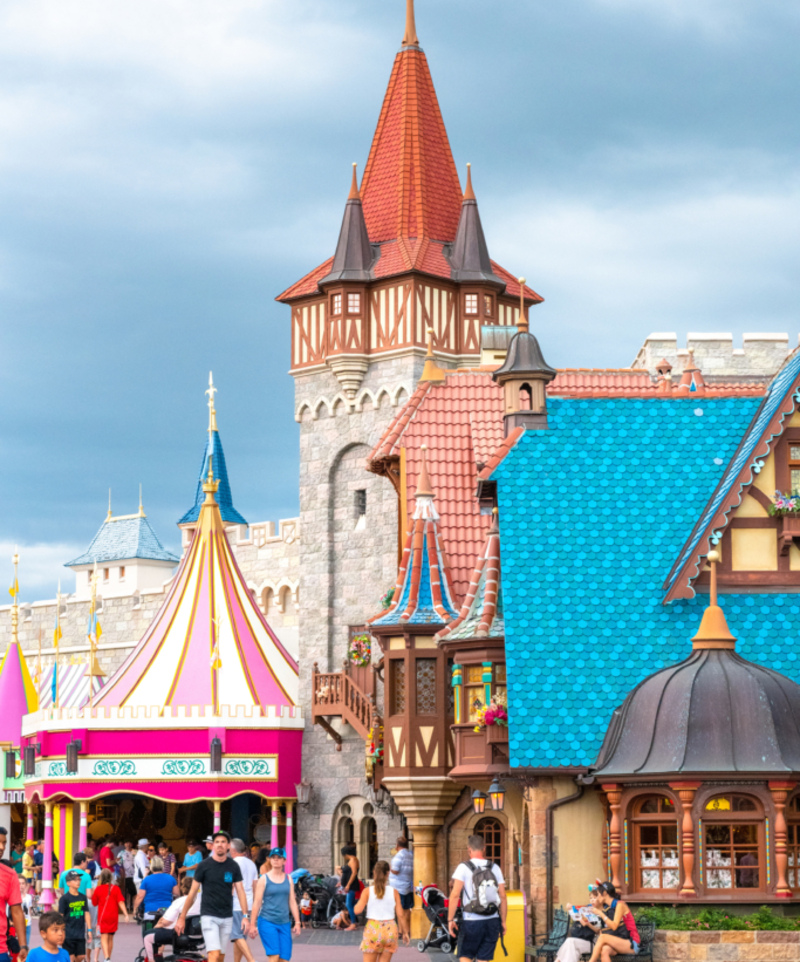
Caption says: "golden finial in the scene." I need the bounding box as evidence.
[692,548,735,649]
[517,277,528,333]
[464,163,475,201]
[349,163,360,200]
[138,483,145,517]
[206,371,218,435]
[402,0,419,47]
[203,452,220,501]
[107,489,112,521]
[10,548,19,645]
[419,327,446,383]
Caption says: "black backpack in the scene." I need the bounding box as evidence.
[460,860,500,916]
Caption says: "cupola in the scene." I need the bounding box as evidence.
[492,283,556,434]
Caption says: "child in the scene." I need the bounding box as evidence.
[58,872,92,962]
[26,911,70,962]
[299,892,315,928]
[92,868,129,962]
[22,842,36,889]
[19,876,33,945]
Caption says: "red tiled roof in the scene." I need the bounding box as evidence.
[276,245,542,302]
[367,367,767,600]
[361,47,462,244]
[276,44,543,304]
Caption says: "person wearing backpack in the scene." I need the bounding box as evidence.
[447,836,506,962]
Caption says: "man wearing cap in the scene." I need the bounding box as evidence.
[174,831,249,962]
[0,826,28,962]
[133,840,150,893]
[202,836,213,858]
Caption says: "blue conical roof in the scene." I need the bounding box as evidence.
[178,429,247,526]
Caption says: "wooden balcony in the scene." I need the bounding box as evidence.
[449,722,510,779]
[312,662,380,745]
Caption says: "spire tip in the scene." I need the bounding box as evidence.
[348,162,360,200]
[463,162,475,201]
[402,0,419,46]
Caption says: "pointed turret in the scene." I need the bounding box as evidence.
[0,553,38,746]
[448,165,504,286]
[436,510,503,640]
[319,165,375,285]
[179,373,247,526]
[370,447,458,627]
[96,419,297,715]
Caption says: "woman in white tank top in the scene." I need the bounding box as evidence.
[353,861,410,962]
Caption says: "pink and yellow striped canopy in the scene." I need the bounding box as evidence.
[95,481,298,714]
[0,640,38,745]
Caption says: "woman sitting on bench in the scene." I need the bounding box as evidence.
[586,883,640,962]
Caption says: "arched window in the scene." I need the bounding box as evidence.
[703,795,762,892]
[475,817,504,872]
[261,587,273,615]
[630,795,679,892]
[361,815,378,876]
[519,384,533,411]
[338,815,355,848]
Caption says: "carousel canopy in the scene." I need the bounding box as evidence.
[94,463,298,715]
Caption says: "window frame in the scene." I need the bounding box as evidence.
[701,794,764,895]
[330,292,342,316]
[629,794,680,895]
[787,795,800,891]
[474,816,505,872]
[464,293,479,316]
[346,292,361,315]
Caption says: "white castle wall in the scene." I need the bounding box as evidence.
[631,332,794,378]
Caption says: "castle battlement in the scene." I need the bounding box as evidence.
[632,332,794,379]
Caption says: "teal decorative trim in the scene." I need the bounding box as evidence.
[162,759,205,776]
[224,759,273,777]
[92,760,136,777]
[47,761,75,777]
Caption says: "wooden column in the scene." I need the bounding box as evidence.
[602,784,623,890]
[769,781,796,898]
[670,782,700,897]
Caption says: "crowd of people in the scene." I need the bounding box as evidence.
[1,825,517,962]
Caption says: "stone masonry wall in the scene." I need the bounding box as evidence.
[653,929,800,961]
[294,354,430,873]
[632,332,793,379]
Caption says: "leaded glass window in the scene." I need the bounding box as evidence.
[391,660,406,714]
[416,658,436,714]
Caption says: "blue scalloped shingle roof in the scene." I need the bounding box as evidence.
[488,395,800,771]
[178,429,247,526]
[372,534,458,626]
[65,515,179,567]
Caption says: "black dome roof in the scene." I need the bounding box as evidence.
[593,645,800,777]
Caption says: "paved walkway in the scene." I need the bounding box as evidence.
[29,920,441,962]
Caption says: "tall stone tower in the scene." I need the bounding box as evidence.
[277,0,543,872]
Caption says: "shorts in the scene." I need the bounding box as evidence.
[360,919,398,955]
[87,904,100,948]
[64,938,87,958]
[257,918,293,961]
[200,916,234,955]
[398,891,414,911]
[231,910,248,942]
[457,917,502,962]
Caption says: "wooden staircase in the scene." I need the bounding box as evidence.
[312,662,381,746]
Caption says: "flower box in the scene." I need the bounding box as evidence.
[780,515,800,555]
[486,724,509,745]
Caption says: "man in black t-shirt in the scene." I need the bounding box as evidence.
[58,873,92,962]
[175,832,249,962]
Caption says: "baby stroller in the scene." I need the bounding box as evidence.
[416,884,458,955]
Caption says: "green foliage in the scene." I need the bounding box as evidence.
[635,905,800,931]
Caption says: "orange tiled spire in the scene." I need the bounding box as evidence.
[359,3,463,246]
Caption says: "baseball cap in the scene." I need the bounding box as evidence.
[203,835,214,844]
[65,871,82,882]
[25,840,36,848]
[268,847,286,859]
[138,838,149,847]
[212,830,231,842]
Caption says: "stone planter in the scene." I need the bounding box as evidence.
[653,928,800,961]
[486,724,509,745]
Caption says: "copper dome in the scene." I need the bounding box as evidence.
[593,642,800,778]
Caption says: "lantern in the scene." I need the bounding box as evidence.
[472,789,487,815]
[210,737,222,773]
[5,751,15,779]
[66,741,79,774]
[294,779,312,805]
[489,778,505,811]
[23,745,35,776]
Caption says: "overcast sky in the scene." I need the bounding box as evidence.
[1,0,799,597]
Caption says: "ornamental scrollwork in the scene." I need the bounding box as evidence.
[224,759,273,777]
[161,759,206,776]
[47,762,75,777]
[93,760,137,777]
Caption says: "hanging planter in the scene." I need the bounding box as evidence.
[348,632,372,666]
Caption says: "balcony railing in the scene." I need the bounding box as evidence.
[312,663,380,743]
